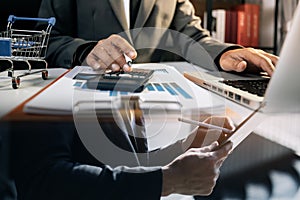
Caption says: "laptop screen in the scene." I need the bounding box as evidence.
[263,2,300,113]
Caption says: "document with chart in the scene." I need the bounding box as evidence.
[23,63,225,115]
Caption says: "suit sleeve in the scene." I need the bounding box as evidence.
[12,122,162,200]
[38,0,94,68]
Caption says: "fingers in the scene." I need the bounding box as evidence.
[111,35,137,59]
[187,116,235,149]
[86,34,137,71]
[243,48,278,75]
[203,116,235,131]
[244,49,276,76]
[220,52,247,72]
[215,141,232,156]
[257,49,278,66]
[219,48,279,76]
[86,52,108,72]
[199,141,219,153]
[236,60,248,72]
[197,140,232,159]
[191,141,232,173]
[163,141,232,196]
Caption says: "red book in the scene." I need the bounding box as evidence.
[225,10,232,43]
[228,10,237,43]
[234,4,252,47]
[236,10,250,46]
[251,4,260,47]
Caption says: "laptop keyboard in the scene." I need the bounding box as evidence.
[220,79,270,97]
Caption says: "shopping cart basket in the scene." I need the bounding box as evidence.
[0,15,56,89]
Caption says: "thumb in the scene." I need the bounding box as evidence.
[235,60,247,72]
[220,51,247,72]
[200,141,219,153]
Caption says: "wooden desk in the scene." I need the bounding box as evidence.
[1,63,298,200]
[1,62,298,175]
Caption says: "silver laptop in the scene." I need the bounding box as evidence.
[184,2,300,113]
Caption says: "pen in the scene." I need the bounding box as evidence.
[178,117,233,134]
[123,53,132,67]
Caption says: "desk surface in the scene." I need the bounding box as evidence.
[1,62,299,200]
[168,62,300,155]
[1,63,299,154]
[0,68,68,119]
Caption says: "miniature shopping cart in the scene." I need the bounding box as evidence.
[0,15,56,89]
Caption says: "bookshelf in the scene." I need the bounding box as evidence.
[191,0,280,54]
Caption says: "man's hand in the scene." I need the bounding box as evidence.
[86,34,137,72]
[161,141,232,196]
[219,48,279,76]
[183,116,235,149]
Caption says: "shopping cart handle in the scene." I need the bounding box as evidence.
[8,15,56,26]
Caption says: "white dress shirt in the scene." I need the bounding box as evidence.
[123,0,130,29]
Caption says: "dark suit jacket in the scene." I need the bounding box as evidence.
[38,0,237,68]
[12,117,162,200]
[13,1,237,199]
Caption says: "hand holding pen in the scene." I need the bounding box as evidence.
[123,53,133,71]
[86,34,136,72]
[180,116,235,149]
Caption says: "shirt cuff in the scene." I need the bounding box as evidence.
[113,166,163,200]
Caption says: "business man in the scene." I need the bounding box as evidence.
[13,0,273,199]
[39,0,278,75]
[13,106,234,200]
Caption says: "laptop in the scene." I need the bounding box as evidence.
[184,2,300,113]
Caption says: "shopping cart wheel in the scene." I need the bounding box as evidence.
[8,71,13,77]
[42,70,48,80]
[12,77,20,89]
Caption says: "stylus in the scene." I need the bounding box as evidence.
[178,117,233,134]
